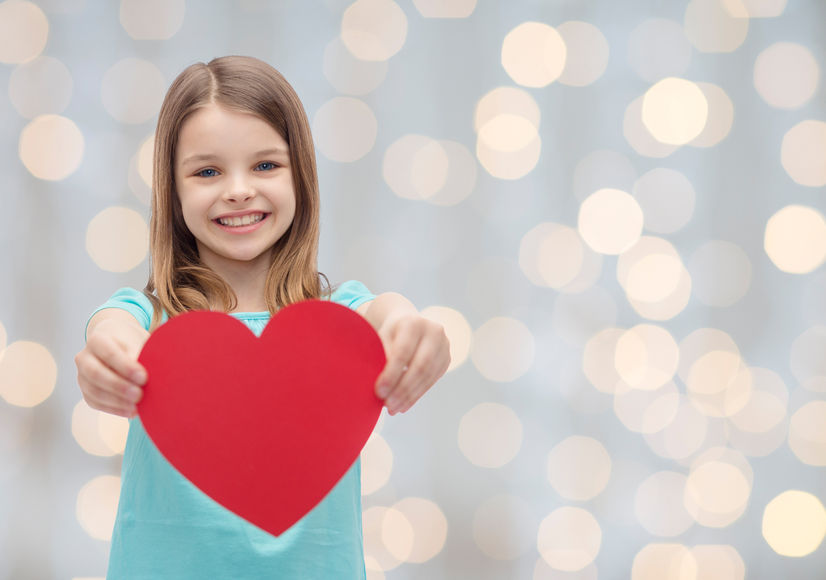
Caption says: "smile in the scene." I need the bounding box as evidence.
[215,213,267,227]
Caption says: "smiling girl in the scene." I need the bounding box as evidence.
[74,56,450,579]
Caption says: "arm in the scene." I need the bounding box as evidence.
[75,308,150,418]
[357,292,450,415]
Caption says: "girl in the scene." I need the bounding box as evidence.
[74,56,450,579]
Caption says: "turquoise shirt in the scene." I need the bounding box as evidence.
[91,281,375,580]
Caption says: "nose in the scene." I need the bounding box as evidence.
[223,175,255,203]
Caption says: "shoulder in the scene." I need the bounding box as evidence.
[329,280,375,312]
[89,287,154,331]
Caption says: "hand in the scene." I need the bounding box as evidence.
[374,314,450,415]
[75,316,150,418]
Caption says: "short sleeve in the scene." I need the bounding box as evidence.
[330,280,375,311]
[86,287,154,340]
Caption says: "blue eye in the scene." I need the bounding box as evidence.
[196,168,218,178]
[256,162,277,171]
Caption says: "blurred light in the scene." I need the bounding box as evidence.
[614,381,680,434]
[788,401,826,466]
[762,490,826,557]
[618,237,691,320]
[98,413,128,454]
[420,305,472,371]
[72,400,121,457]
[0,320,6,351]
[8,56,72,118]
[473,140,541,181]
[642,78,708,145]
[534,560,598,580]
[764,205,826,273]
[547,436,611,501]
[634,471,693,537]
[424,140,477,206]
[471,317,535,382]
[754,42,819,109]
[627,18,691,83]
[624,96,680,158]
[583,327,625,394]
[0,340,57,407]
[476,118,542,180]
[119,0,184,40]
[684,460,751,527]
[644,396,709,460]
[411,0,476,17]
[678,327,739,384]
[380,507,414,562]
[689,364,752,419]
[684,0,748,53]
[633,168,696,234]
[501,22,566,88]
[781,121,826,187]
[365,558,384,580]
[101,58,166,124]
[721,0,787,18]
[478,114,537,152]
[383,134,448,199]
[578,189,644,255]
[313,97,377,162]
[626,253,683,303]
[688,241,752,307]
[76,475,121,540]
[689,82,734,147]
[390,497,448,562]
[726,415,787,457]
[341,0,407,62]
[615,324,679,391]
[323,37,388,95]
[137,133,154,188]
[790,326,826,387]
[686,350,742,398]
[632,544,697,580]
[691,545,745,580]
[557,21,609,87]
[473,494,537,560]
[363,506,404,570]
[537,507,602,571]
[573,150,636,202]
[727,367,787,433]
[18,114,84,180]
[474,87,540,132]
[458,402,523,467]
[0,1,48,64]
[520,223,583,289]
[361,432,393,494]
[85,206,149,272]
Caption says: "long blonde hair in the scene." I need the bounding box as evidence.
[145,56,328,328]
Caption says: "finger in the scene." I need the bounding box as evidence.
[78,355,144,407]
[387,340,450,413]
[87,334,147,385]
[376,333,422,399]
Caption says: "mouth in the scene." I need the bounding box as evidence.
[213,212,269,227]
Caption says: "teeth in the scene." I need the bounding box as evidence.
[218,213,264,227]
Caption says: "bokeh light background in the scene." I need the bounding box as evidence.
[0,0,825,578]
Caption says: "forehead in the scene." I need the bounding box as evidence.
[176,103,288,159]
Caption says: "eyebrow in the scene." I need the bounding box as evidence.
[179,148,289,167]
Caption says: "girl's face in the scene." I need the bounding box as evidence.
[174,103,296,279]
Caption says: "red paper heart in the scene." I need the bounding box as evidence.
[137,299,385,536]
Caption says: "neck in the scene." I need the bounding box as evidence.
[204,257,272,313]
